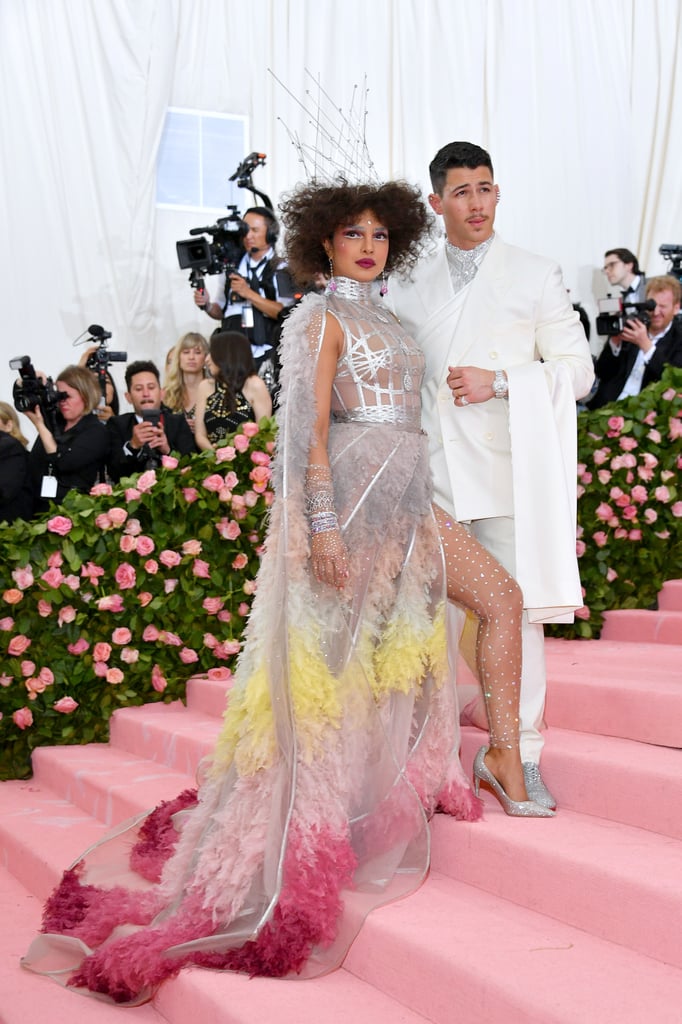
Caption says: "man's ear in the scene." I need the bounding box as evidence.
[124,391,132,407]
[428,193,443,216]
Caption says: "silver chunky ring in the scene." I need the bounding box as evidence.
[460,396,469,406]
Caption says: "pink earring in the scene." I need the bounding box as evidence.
[379,273,388,296]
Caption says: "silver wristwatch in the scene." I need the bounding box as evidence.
[492,370,509,399]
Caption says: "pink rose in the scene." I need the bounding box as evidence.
[3,588,24,605]
[217,518,241,540]
[144,559,159,575]
[93,642,112,662]
[160,631,182,647]
[47,551,63,568]
[654,486,671,503]
[120,647,140,664]
[642,452,659,469]
[202,474,225,493]
[606,568,618,583]
[112,627,132,645]
[182,487,200,503]
[20,660,36,677]
[238,602,251,616]
[182,539,202,556]
[217,610,232,623]
[244,490,259,507]
[38,666,54,685]
[125,487,141,501]
[12,707,33,729]
[630,485,647,504]
[614,528,628,539]
[662,387,677,401]
[161,454,179,469]
[12,566,34,590]
[57,605,77,627]
[232,553,248,570]
[63,574,80,590]
[202,597,224,614]
[137,470,157,492]
[203,633,218,649]
[214,640,241,659]
[143,625,160,642]
[179,647,199,664]
[655,530,671,539]
[94,661,109,677]
[592,531,608,548]
[647,429,662,444]
[628,529,642,541]
[264,490,274,507]
[160,549,182,568]
[233,434,249,452]
[579,471,593,485]
[619,436,638,451]
[138,591,153,607]
[47,515,73,536]
[223,471,239,491]
[595,502,613,522]
[25,676,46,695]
[622,505,638,521]
[574,606,590,620]
[669,418,682,440]
[108,507,128,527]
[592,448,610,465]
[661,470,675,483]
[68,638,90,655]
[97,594,124,613]
[637,466,654,483]
[164,579,178,594]
[207,667,232,681]
[0,674,12,687]
[242,422,259,437]
[193,559,211,578]
[114,563,137,590]
[53,696,78,714]
[95,513,113,530]
[643,508,658,524]
[90,482,113,496]
[643,410,657,426]
[124,518,142,536]
[243,579,257,595]
[672,502,682,518]
[249,466,271,492]
[215,446,236,463]
[81,561,105,582]
[606,416,625,436]
[41,567,64,589]
[8,635,31,656]
[151,664,167,693]
[106,667,124,685]
[136,535,155,556]
[250,450,271,466]
[0,617,14,630]
[119,534,137,554]
[576,540,586,557]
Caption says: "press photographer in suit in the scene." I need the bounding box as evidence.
[107,360,196,483]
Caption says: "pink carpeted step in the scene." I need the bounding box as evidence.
[430,805,682,970]
[461,726,682,841]
[659,578,682,611]
[0,865,164,1023]
[30,744,196,826]
[109,701,221,776]
[343,872,682,1024]
[544,638,682,746]
[600,608,682,644]
[185,672,232,718]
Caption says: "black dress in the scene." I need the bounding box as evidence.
[0,433,33,523]
[202,380,254,445]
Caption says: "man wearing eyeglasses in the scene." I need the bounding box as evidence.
[602,248,647,303]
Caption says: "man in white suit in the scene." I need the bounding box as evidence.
[389,142,594,809]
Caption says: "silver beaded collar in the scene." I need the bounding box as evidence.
[326,276,375,301]
[445,234,494,293]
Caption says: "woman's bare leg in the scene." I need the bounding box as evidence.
[434,505,529,802]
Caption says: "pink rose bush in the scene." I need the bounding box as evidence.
[0,418,275,778]
[547,368,682,640]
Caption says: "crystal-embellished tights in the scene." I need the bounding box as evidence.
[434,505,524,750]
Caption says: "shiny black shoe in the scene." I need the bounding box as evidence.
[522,761,557,811]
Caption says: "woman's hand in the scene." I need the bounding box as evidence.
[311,529,349,589]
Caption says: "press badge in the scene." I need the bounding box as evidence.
[41,473,58,498]
[241,304,254,329]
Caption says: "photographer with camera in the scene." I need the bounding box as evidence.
[586,274,682,409]
[193,207,294,391]
[602,247,647,303]
[78,347,121,422]
[106,360,196,483]
[16,364,110,515]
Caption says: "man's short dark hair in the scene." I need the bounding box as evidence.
[604,248,641,275]
[125,360,160,390]
[429,142,494,194]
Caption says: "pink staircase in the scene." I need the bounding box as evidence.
[1,583,682,1023]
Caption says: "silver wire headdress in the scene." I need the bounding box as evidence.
[269,68,380,185]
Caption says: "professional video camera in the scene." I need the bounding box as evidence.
[176,151,273,292]
[595,296,656,336]
[80,324,127,405]
[9,356,66,432]
[659,243,682,282]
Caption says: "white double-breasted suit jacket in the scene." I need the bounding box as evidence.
[389,235,595,623]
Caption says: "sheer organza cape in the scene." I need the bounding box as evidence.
[23,285,479,1005]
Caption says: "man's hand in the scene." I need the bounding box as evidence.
[228,273,252,301]
[620,317,652,352]
[193,287,209,309]
[447,365,496,406]
[130,421,170,455]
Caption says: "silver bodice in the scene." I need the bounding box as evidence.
[326,278,424,432]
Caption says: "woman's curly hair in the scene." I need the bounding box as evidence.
[279,179,432,284]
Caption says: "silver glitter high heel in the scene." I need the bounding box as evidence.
[473,746,555,818]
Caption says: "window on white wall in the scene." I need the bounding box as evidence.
[156,108,248,212]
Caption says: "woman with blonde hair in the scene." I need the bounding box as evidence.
[162,332,209,432]
[0,401,29,446]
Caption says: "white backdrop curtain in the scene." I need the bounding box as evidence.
[1,0,681,406]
